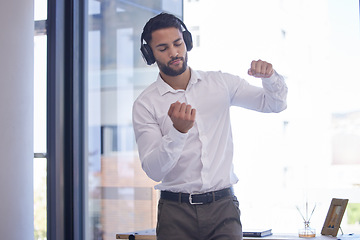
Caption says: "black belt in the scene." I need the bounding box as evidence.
[160,187,233,205]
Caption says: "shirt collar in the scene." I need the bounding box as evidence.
[156,68,202,96]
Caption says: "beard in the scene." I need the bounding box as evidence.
[156,53,188,77]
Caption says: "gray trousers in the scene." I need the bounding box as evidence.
[156,195,242,240]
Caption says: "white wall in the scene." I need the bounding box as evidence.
[0,0,34,239]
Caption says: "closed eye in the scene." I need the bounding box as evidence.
[156,38,183,52]
[174,39,183,47]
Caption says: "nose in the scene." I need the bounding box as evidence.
[169,47,178,58]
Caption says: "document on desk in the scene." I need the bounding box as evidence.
[243,229,272,237]
[336,234,360,239]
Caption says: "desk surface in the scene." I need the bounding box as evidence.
[116,229,359,240]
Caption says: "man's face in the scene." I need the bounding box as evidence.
[149,27,188,77]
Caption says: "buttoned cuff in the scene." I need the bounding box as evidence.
[167,125,189,142]
[261,70,278,82]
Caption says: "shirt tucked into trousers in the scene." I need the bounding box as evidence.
[132,68,288,239]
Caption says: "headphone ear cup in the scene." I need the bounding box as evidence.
[183,30,193,51]
[140,43,155,65]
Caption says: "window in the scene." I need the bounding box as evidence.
[184,0,360,234]
[85,1,183,239]
[41,0,360,239]
[34,0,47,239]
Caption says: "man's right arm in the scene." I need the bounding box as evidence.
[168,101,196,133]
[132,100,191,182]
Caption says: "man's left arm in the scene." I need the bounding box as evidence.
[248,59,288,113]
[226,59,287,113]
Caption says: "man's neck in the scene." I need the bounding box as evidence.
[160,67,191,90]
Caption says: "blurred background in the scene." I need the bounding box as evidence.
[33,0,360,239]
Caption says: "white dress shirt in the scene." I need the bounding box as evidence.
[132,68,287,193]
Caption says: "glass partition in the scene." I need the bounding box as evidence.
[84,0,360,238]
[86,1,182,239]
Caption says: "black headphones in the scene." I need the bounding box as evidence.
[140,18,193,65]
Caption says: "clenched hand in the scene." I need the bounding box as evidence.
[168,101,196,133]
[248,59,274,78]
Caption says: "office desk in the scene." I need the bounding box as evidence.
[116,229,359,240]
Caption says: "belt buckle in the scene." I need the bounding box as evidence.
[189,193,203,205]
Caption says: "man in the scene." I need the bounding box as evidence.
[132,12,287,240]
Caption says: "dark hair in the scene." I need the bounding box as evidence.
[141,12,183,44]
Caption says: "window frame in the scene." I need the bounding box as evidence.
[46,0,86,239]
